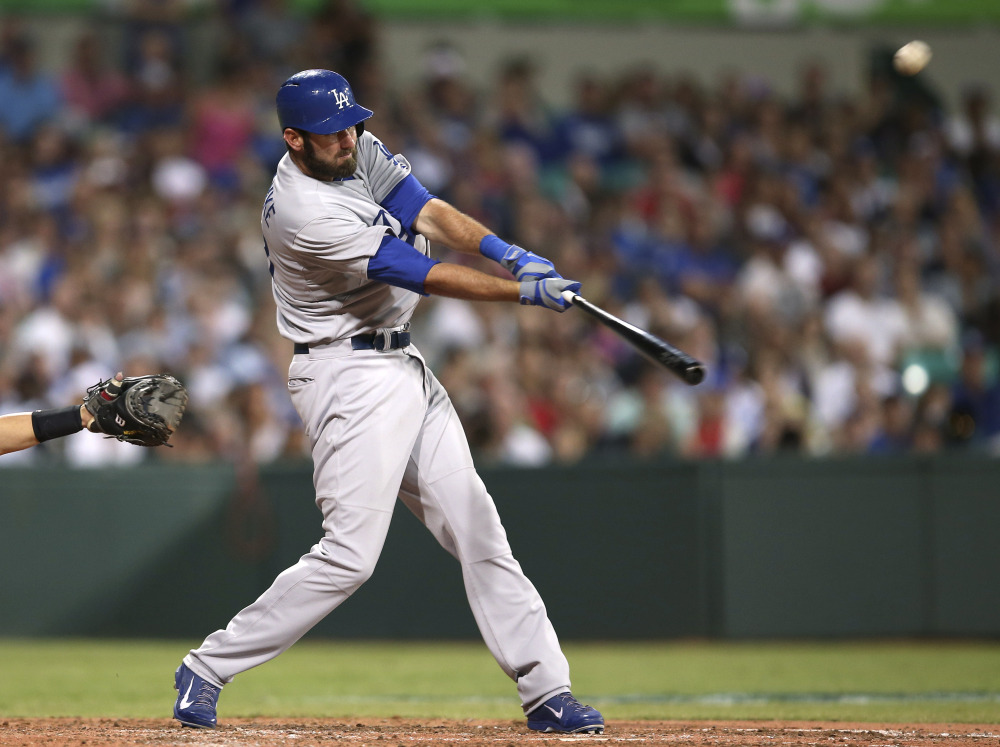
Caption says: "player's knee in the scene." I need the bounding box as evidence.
[312,538,382,591]
[352,554,379,587]
[327,557,378,595]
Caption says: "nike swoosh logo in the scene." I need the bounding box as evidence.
[179,679,196,709]
[545,705,564,719]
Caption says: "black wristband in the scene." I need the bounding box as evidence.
[31,405,84,443]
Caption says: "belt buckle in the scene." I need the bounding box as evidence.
[373,327,393,352]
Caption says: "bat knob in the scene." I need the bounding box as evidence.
[685,365,707,386]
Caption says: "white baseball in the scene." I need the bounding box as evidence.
[894,40,932,76]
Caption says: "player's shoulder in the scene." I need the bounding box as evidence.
[354,130,389,168]
[357,129,381,149]
[273,155,319,207]
[355,130,413,181]
[269,155,353,228]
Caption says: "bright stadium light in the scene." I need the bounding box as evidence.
[902,363,930,396]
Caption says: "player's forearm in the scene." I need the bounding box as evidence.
[0,406,93,456]
[423,262,520,302]
[412,199,492,255]
[0,412,39,455]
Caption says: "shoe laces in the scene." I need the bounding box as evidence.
[193,682,220,708]
[553,692,588,710]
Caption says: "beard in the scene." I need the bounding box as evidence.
[300,134,358,180]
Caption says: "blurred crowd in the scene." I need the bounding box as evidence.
[1,1,1000,466]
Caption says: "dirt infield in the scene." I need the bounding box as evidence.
[1,719,998,747]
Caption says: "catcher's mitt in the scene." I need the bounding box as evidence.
[84,374,188,447]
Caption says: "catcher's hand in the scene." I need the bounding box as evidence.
[84,373,188,447]
[83,372,125,432]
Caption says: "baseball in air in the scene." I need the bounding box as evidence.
[894,40,932,76]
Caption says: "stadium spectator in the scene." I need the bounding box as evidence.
[948,332,1000,450]
[60,30,130,130]
[0,34,62,142]
[187,60,258,190]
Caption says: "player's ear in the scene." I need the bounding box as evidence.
[283,128,305,152]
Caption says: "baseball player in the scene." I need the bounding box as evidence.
[0,373,123,456]
[172,69,604,735]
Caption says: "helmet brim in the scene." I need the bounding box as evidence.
[288,104,374,136]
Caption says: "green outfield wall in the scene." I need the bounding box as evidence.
[1,456,998,639]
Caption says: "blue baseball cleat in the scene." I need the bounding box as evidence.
[173,663,221,728]
[526,691,604,734]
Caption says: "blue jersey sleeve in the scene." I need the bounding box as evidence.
[380,174,435,234]
[367,234,440,295]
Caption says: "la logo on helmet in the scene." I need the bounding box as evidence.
[334,89,350,109]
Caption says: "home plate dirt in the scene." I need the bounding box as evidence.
[1,719,998,747]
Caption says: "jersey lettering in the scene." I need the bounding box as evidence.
[263,237,275,276]
[375,142,403,168]
[373,209,415,246]
[262,187,277,275]
[263,186,276,228]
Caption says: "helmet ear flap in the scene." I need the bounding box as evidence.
[356,121,365,137]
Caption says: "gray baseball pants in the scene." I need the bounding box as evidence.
[184,341,571,713]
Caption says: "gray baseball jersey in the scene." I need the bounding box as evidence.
[183,128,572,714]
[262,131,428,342]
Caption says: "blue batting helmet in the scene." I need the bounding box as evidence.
[276,69,373,135]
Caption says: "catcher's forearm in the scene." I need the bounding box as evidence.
[0,406,90,456]
[32,406,85,443]
[0,412,39,455]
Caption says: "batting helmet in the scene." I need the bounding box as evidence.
[276,69,373,136]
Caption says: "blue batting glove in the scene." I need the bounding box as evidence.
[480,235,561,281]
[519,278,581,312]
[500,245,561,282]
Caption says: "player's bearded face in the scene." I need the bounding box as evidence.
[300,129,358,180]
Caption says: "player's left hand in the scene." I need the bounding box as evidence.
[519,277,581,312]
[500,245,562,282]
[83,372,125,432]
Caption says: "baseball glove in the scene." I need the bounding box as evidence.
[84,374,189,447]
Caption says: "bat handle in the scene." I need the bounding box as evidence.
[561,290,580,304]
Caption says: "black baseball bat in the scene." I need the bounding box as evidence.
[562,291,706,386]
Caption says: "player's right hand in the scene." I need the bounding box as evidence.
[519,278,581,312]
[500,245,562,282]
